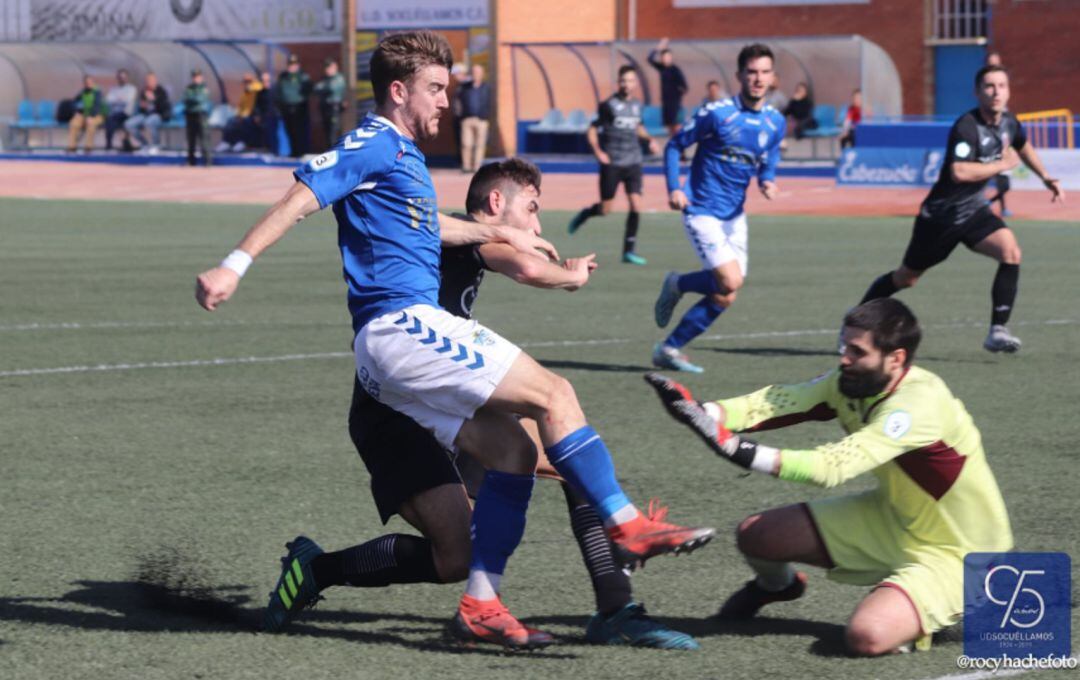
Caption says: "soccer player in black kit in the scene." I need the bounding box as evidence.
[855,64,1064,353]
[274,160,701,650]
[567,65,660,265]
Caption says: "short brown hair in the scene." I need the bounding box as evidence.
[975,64,1008,88]
[737,43,774,72]
[465,159,542,215]
[843,298,921,366]
[370,31,453,106]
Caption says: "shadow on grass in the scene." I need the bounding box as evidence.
[0,580,578,659]
[539,359,653,373]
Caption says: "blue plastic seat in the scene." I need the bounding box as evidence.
[642,105,664,135]
[804,104,841,137]
[16,100,35,124]
[37,99,57,124]
[527,108,565,133]
[555,108,590,133]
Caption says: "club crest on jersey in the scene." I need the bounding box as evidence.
[758,130,769,148]
[883,410,912,440]
[308,150,338,171]
[472,329,496,347]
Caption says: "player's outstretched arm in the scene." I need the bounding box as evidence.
[1018,141,1065,203]
[195,181,320,311]
[480,244,596,291]
[439,212,558,261]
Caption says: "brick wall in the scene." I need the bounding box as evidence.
[631,0,929,114]
[990,0,1080,114]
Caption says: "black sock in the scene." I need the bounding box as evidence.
[991,263,1020,326]
[860,272,900,304]
[562,482,632,616]
[577,203,602,224]
[623,211,640,255]
[310,534,440,589]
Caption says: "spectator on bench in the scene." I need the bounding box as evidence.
[104,69,136,151]
[218,72,264,153]
[840,88,869,149]
[66,75,106,153]
[126,72,171,154]
[783,82,817,140]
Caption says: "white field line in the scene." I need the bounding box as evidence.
[1,318,1076,379]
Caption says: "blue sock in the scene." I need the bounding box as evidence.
[469,470,535,575]
[677,269,721,295]
[545,426,632,523]
[665,297,725,349]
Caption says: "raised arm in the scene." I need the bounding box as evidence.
[195,181,321,311]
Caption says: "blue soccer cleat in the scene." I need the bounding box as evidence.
[263,535,325,632]
[586,602,700,650]
[622,252,648,266]
[652,343,704,374]
[654,272,683,327]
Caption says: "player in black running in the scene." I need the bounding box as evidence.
[855,64,1064,353]
[567,65,660,266]
[276,159,701,650]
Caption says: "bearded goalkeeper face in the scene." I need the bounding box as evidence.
[838,327,907,398]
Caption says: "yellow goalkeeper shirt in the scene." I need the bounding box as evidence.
[717,365,1013,554]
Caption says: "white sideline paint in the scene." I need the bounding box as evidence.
[1,318,1076,378]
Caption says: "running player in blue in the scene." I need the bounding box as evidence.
[195,31,713,650]
[652,44,784,373]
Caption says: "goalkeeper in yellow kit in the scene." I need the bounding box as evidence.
[645,298,1013,655]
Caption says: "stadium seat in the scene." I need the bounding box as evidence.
[642,105,665,136]
[804,104,842,158]
[37,99,57,123]
[208,104,234,128]
[16,100,35,124]
[555,108,591,133]
[164,102,186,128]
[527,108,565,133]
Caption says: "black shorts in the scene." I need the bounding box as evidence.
[599,163,643,201]
[901,208,1006,272]
[348,376,464,524]
[661,102,681,127]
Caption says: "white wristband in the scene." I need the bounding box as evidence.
[220,249,253,278]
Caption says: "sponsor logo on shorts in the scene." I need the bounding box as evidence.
[883,410,911,439]
[357,365,380,398]
[964,552,1071,660]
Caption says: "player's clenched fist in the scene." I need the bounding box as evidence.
[195,266,240,311]
[668,189,689,211]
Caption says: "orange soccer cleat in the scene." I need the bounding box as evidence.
[607,499,715,570]
[448,594,555,650]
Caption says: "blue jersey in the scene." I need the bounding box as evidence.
[294,114,442,333]
[665,97,784,220]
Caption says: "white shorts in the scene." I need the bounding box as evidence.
[353,304,521,449]
[683,212,749,275]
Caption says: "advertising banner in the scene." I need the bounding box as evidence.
[27,0,338,42]
[837,147,1080,189]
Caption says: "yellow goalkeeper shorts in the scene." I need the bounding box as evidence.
[806,491,964,640]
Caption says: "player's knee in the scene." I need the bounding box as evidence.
[845,620,896,656]
[735,514,765,556]
[432,545,470,583]
[598,203,612,216]
[711,291,737,307]
[1003,244,1022,264]
[715,271,744,294]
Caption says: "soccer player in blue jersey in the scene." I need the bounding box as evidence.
[652,44,785,373]
[195,31,713,649]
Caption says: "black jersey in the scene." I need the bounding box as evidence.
[922,108,1026,224]
[595,94,644,167]
[438,244,490,319]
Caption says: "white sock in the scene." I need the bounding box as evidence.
[747,556,795,592]
[603,503,640,529]
[464,569,501,601]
